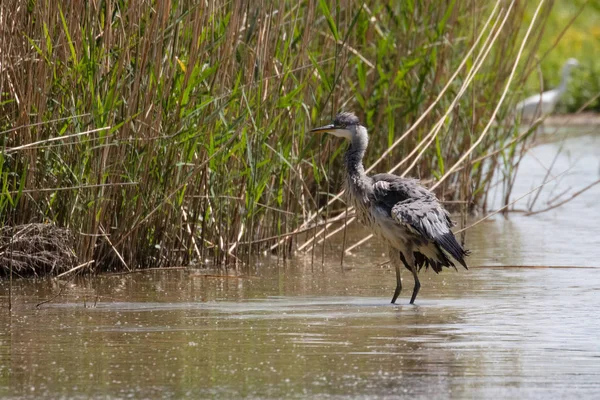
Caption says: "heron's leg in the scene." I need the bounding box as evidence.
[391,262,402,304]
[389,249,402,304]
[409,267,420,305]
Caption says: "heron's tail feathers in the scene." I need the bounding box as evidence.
[412,235,469,273]
[413,251,452,273]
[436,232,469,269]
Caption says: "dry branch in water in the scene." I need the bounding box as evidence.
[525,178,600,217]
[0,224,78,275]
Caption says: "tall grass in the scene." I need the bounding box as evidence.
[0,0,551,272]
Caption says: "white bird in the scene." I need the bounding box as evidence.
[516,58,579,120]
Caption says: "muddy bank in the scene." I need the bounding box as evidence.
[545,112,600,126]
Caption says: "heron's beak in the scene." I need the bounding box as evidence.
[310,124,353,139]
[310,124,336,134]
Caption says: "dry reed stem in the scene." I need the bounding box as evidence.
[366,0,502,175]
[99,225,130,272]
[399,4,511,177]
[56,260,94,279]
[455,166,572,234]
[9,182,138,195]
[432,0,546,190]
[0,114,91,135]
[5,127,111,153]
[525,178,600,216]
[526,91,600,210]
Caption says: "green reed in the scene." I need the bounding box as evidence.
[0,1,552,271]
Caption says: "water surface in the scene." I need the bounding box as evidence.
[0,128,599,399]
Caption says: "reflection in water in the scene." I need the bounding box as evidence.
[0,131,599,399]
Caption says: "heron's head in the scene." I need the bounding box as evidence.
[564,58,579,69]
[310,112,362,141]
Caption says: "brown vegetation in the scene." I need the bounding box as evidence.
[0,224,76,275]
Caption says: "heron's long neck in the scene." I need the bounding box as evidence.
[557,65,572,94]
[344,127,369,190]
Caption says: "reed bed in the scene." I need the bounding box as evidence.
[0,1,553,273]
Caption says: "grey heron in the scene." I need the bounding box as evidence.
[311,112,469,304]
[516,58,579,120]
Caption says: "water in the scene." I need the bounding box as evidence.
[0,129,599,399]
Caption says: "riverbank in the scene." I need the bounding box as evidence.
[545,112,600,126]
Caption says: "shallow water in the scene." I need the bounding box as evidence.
[0,129,599,399]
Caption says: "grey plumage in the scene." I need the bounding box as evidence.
[334,112,360,127]
[311,112,469,304]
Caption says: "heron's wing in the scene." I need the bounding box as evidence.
[390,199,468,268]
[371,173,468,267]
[371,174,429,209]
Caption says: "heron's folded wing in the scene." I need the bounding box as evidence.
[391,200,468,267]
[391,200,449,238]
[371,174,424,210]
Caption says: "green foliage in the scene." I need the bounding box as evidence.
[521,0,600,112]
